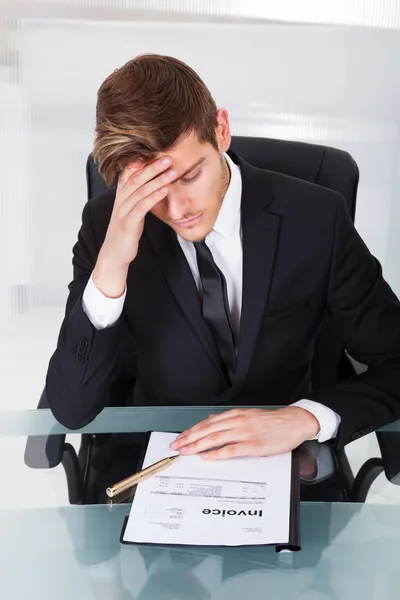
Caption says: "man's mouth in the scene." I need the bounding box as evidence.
[173,214,203,228]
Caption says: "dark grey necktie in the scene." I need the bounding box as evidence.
[194,240,236,381]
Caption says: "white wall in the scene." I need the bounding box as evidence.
[7,19,400,313]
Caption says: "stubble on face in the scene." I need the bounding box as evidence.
[218,154,231,208]
[191,154,230,242]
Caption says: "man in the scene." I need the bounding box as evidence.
[47,54,400,460]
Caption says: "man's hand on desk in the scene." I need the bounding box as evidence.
[169,407,320,460]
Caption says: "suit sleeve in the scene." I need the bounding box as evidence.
[307,194,400,448]
[46,201,126,429]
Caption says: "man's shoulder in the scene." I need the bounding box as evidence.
[251,165,343,219]
[262,166,341,201]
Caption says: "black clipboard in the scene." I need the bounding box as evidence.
[119,432,301,552]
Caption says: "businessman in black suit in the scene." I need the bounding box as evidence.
[47,54,400,459]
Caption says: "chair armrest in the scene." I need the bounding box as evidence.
[376,430,400,485]
[345,355,400,486]
[24,388,86,504]
[24,388,66,469]
[24,432,66,469]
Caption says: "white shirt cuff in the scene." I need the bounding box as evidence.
[292,399,341,443]
[81,274,126,330]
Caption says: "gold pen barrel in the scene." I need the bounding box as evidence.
[106,473,141,498]
[106,454,179,498]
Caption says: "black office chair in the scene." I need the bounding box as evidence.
[25,136,400,504]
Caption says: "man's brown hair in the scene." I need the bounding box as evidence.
[94,54,219,187]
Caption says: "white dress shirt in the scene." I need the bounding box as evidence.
[82,153,341,442]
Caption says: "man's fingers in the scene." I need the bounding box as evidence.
[201,443,257,461]
[204,408,246,423]
[118,156,172,197]
[170,417,243,450]
[180,409,247,435]
[175,428,248,456]
[117,162,144,190]
[119,167,175,218]
[121,186,169,221]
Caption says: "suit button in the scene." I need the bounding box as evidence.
[360,427,373,436]
[76,340,87,363]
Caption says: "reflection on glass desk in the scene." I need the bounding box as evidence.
[2,500,400,598]
[16,406,400,506]
[1,407,400,598]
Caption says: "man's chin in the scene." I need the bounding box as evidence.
[171,222,212,242]
[176,228,212,243]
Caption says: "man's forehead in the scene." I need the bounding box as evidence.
[155,151,206,177]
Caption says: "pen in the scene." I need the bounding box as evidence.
[106,487,134,507]
[106,454,180,498]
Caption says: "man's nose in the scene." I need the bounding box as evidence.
[165,189,189,221]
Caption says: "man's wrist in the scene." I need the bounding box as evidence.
[286,405,321,441]
[292,399,341,443]
[92,258,128,299]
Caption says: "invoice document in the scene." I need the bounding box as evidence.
[121,431,294,547]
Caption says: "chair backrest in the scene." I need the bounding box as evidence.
[86,136,360,390]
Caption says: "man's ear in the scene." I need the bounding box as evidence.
[215,107,231,153]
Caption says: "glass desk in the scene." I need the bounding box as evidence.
[1,406,400,599]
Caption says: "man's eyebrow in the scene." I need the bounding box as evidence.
[174,157,206,181]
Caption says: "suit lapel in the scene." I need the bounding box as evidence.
[233,156,281,386]
[144,213,228,383]
[144,154,281,394]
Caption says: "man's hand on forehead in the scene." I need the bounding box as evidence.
[121,154,206,189]
[123,155,169,180]
[93,153,176,298]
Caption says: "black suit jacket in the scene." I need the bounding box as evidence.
[47,152,400,448]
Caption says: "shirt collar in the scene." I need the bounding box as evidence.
[211,152,242,239]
